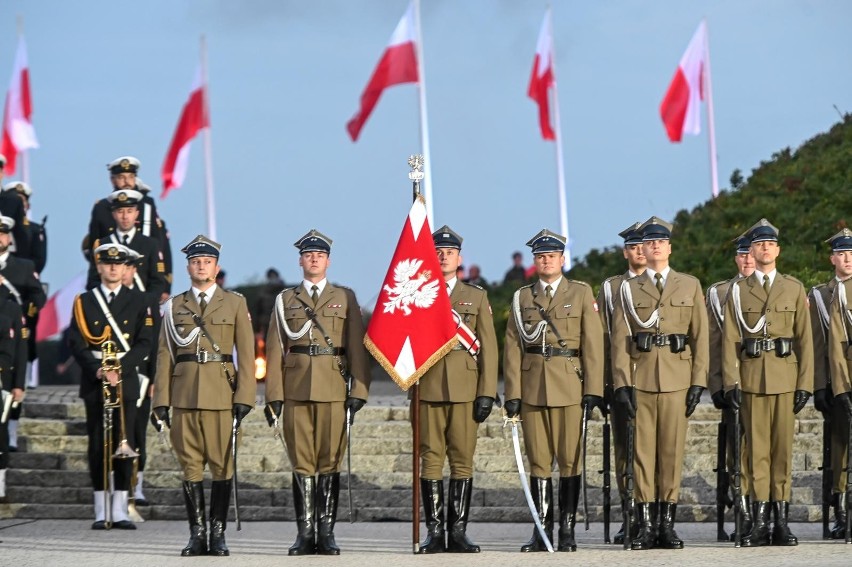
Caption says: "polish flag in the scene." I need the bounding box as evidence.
[660,21,708,142]
[346,2,419,142]
[161,66,209,198]
[528,11,556,141]
[1,36,39,176]
[364,197,457,390]
[36,271,87,342]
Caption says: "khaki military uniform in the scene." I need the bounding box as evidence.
[153,287,256,482]
[265,283,370,476]
[827,279,852,495]
[810,280,848,494]
[611,269,709,503]
[504,278,604,478]
[722,272,813,502]
[707,277,751,495]
[416,281,498,480]
[598,273,631,495]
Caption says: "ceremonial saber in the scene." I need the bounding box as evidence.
[231,417,241,531]
[508,418,554,553]
[582,406,590,530]
[347,406,354,524]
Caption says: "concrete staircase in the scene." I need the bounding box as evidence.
[0,391,827,523]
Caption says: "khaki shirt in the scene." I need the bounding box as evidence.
[722,272,813,394]
[504,278,604,406]
[153,287,256,410]
[419,282,498,402]
[265,283,370,403]
[611,269,709,392]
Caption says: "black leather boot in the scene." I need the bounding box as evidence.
[557,476,580,552]
[771,501,798,546]
[289,474,317,556]
[613,498,629,545]
[631,502,655,550]
[741,500,771,547]
[729,495,753,541]
[447,478,480,553]
[520,477,553,552]
[830,492,848,540]
[180,481,207,556]
[656,502,684,549]
[418,479,445,553]
[317,473,341,555]
[208,479,231,556]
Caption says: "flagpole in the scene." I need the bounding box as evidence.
[546,8,571,269]
[703,20,719,198]
[16,15,29,186]
[409,157,422,555]
[413,0,434,226]
[200,34,217,240]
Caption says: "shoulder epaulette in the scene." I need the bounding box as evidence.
[567,279,592,289]
[227,289,245,298]
[603,275,621,284]
[460,281,485,291]
[810,282,828,294]
[780,273,805,287]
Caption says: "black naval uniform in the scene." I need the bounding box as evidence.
[0,293,26,476]
[86,229,168,298]
[0,190,30,260]
[68,285,153,528]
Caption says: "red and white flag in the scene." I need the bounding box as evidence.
[364,197,457,390]
[161,66,209,198]
[528,11,556,141]
[1,36,38,176]
[346,2,419,142]
[660,21,708,142]
[36,271,87,342]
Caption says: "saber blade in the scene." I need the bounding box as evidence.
[582,407,589,530]
[232,418,241,531]
[347,408,354,523]
[510,421,554,553]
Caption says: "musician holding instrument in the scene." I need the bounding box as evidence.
[264,230,371,556]
[152,235,255,557]
[68,243,154,530]
[503,229,604,553]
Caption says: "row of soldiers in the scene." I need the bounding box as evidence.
[0,153,48,501]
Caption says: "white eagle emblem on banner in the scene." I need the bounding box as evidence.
[382,258,440,316]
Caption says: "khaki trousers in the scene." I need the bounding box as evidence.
[742,392,794,501]
[634,389,687,503]
[283,399,346,476]
[521,403,582,478]
[414,400,477,480]
[172,408,235,482]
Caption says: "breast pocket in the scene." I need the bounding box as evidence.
[670,295,695,326]
[456,305,477,329]
[774,304,796,333]
[322,305,347,332]
[210,316,234,346]
[551,308,579,338]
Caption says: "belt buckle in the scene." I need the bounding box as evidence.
[198,349,209,364]
[653,334,666,347]
[308,344,319,356]
[542,345,552,360]
[762,338,774,352]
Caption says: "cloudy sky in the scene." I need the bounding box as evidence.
[2,0,850,306]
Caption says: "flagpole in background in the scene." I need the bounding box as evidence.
[16,15,29,186]
[703,20,720,198]
[200,35,217,240]
[545,8,571,269]
[409,159,422,554]
[412,0,434,226]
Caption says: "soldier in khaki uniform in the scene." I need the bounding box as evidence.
[152,235,256,557]
[504,229,604,553]
[611,216,708,550]
[265,230,371,556]
[413,226,498,554]
[706,234,755,540]
[598,222,646,545]
[722,219,813,547]
[821,229,852,537]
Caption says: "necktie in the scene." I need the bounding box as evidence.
[198,291,207,313]
[763,274,771,296]
[108,291,116,304]
[311,285,319,306]
[544,284,553,308]
[655,273,664,294]
[122,234,129,245]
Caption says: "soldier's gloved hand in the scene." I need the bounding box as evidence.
[233,403,252,428]
[581,394,605,417]
[345,397,366,424]
[813,388,832,417]
[685,386,704,417]
[711,389,728,410]
[837,392,852,418]
[264,401,283,427]
[473,396,494,423]
[614,387,635,419]
[724,388,741,410]
[151,406,170,431]
[504,398,521,419]
[793,390,811,414]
